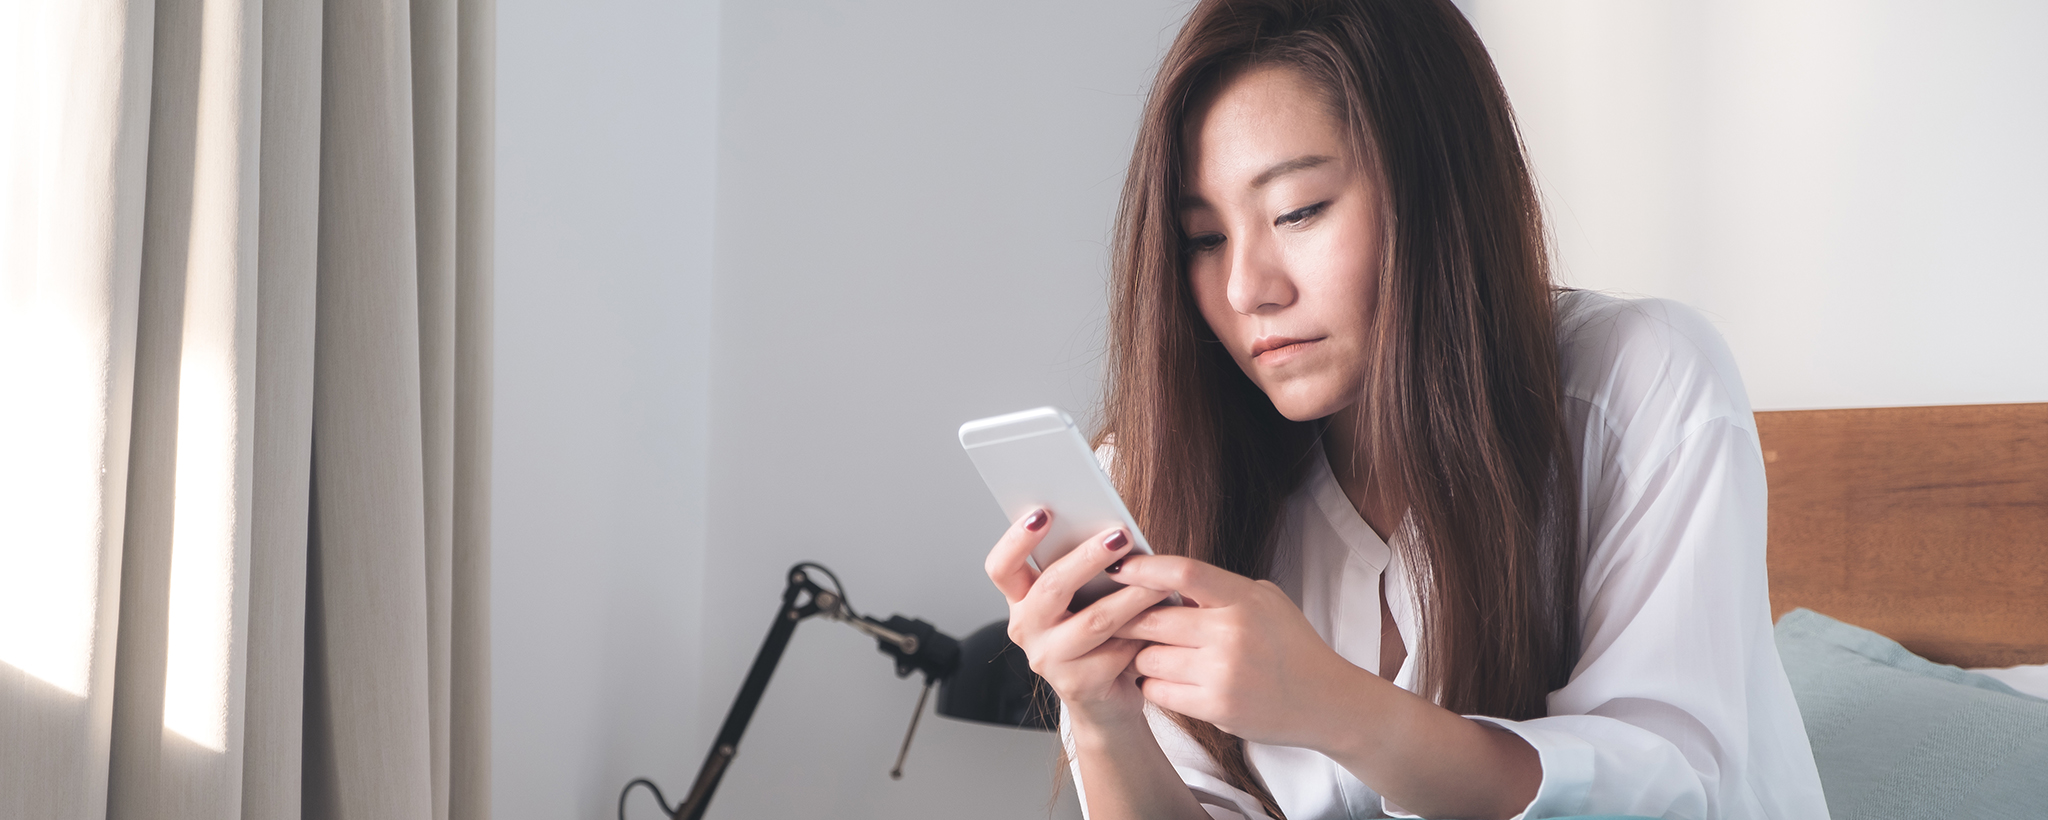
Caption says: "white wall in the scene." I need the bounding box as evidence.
[698,2,1194,817]
[1467,0,2048,410]
[494,0,718,817]
[493,1,2047,818]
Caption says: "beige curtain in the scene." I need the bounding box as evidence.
[0,0,492,818]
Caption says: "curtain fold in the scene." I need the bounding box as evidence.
[241,0,321,816]
[0,0,493,817]
[449,2,493,817]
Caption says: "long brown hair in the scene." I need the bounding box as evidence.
[1094,1,1580,814]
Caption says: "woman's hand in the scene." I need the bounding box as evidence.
[1109,554,1377,751]
[984,509,1173,728]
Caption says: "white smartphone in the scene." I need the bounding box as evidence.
[959,406,1178,610]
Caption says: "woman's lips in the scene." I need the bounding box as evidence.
[1250,335,1322,363]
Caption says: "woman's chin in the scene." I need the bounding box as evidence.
[1248,368,1361,422]
[1266,391,1351,423]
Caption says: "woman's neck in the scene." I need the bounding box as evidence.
[1323,402,1404,543]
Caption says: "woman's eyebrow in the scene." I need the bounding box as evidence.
[1179,154,1336,211]
[1250,155,1335,189]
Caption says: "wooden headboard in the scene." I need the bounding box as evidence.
[1756,402,2048,668]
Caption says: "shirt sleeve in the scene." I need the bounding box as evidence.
[1409,301,1826,820]
[1060,701,1281,820]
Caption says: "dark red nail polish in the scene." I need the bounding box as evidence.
[1024,509,1048,531]
[1104,530,1128,551]
[1106,559,1124,574]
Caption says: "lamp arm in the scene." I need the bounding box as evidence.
[827,603,917,653]
[618,562,965,820]
[670,564,830,820]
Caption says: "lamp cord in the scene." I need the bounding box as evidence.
[618,777,679,820]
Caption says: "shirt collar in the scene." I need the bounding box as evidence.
[1309,439,1394,575]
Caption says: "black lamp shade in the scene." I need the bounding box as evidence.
[936,620,1056,731]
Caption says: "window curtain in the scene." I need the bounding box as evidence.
[0,0,492,817]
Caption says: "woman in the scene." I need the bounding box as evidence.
[982,1,1828,819]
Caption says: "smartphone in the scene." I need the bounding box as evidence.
[959,406,1178,610]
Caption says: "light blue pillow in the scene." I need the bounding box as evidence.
[1774,608,2048,819]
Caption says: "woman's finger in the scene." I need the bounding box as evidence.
[1113,603,1207,646]
[984,507,1052,604]
[1040,636,1145,694]
[1036,583,1171,662]
[1078,636,1146,667]
[1137,676,1206,720]
[1131,643,1203,685]
[1014,526,1135,632]
[1102,554,1249,607]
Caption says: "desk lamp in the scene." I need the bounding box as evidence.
[617,562,1053,820]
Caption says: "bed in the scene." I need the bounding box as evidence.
[1753,402,2048,818]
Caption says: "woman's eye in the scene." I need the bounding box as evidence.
[1276,202,1326,227]
[1182,233,1225,255]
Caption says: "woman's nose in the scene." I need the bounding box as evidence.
[1226,230,1295,315]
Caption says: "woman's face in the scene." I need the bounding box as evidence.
[1180,66,1382,423]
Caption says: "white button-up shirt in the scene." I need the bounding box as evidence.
[1064,291,1832,820]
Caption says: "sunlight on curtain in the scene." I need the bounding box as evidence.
[159,333,241,753]
[158,0,259,755]
[0,305,111,700]
[156,313,242,753]
[0,0,134,702]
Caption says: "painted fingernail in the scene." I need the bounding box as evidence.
[1024,509,1048,531]
[1104,530,1128,551]
[1106,559,1124,574]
